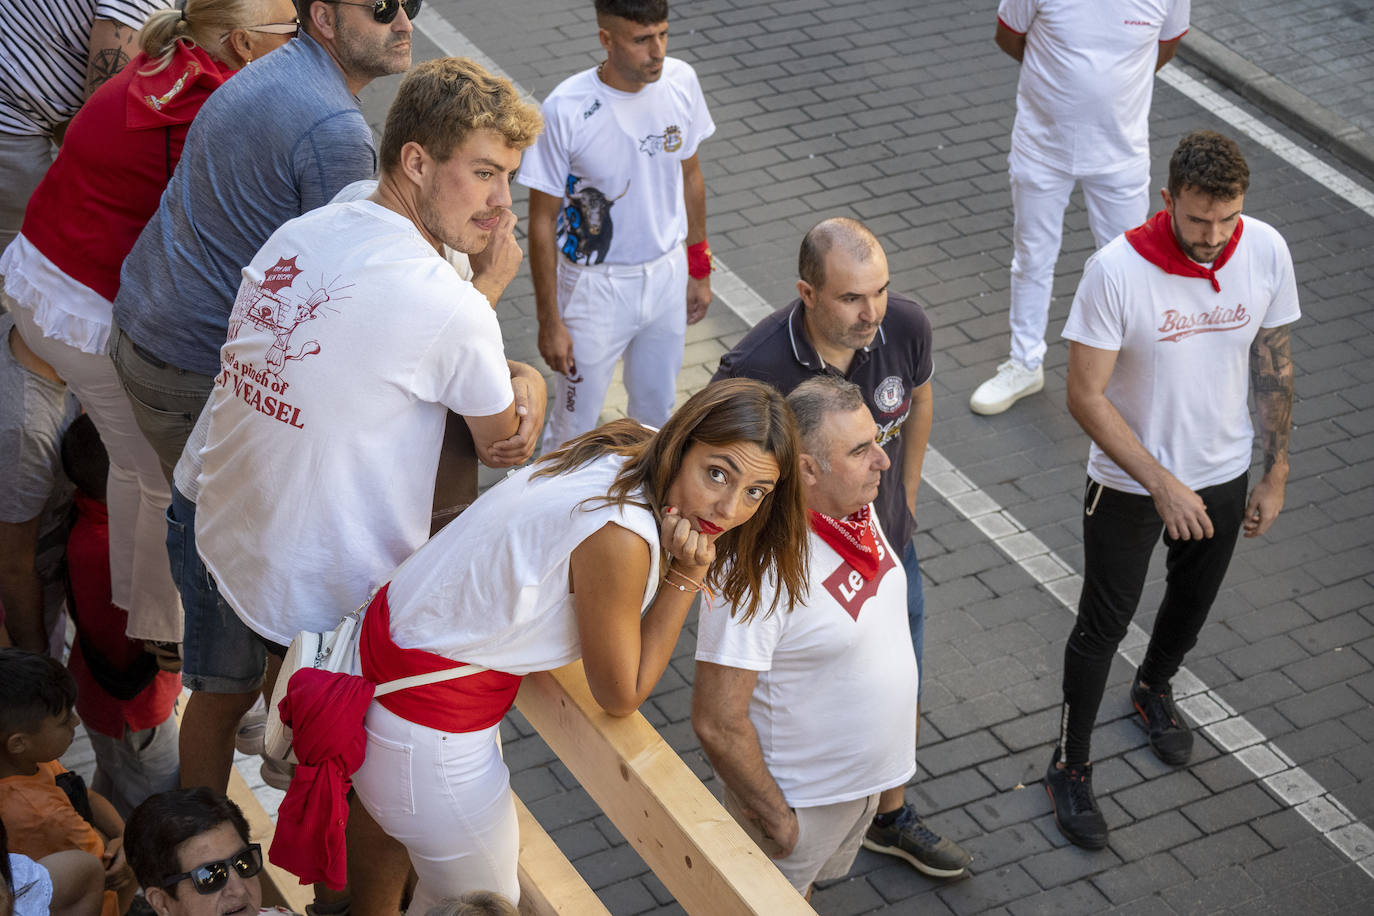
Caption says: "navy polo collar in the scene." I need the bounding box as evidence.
[785,301,887,372]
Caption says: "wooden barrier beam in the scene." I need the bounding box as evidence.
[515,796,611,916]
[226,760,315,912]
[515,663,815,916]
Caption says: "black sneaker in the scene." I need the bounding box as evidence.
[1044,749,1108,849]
[1130,672,1193,765]
[861,803,971,878]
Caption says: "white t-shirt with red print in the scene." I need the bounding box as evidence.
[695,510,917,809]
[195,200,514,645]
[517,58,714,266]
[1063,215,1300,494]
[997,0,1190,175]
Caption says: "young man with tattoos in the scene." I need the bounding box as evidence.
[1045,130,1299,849]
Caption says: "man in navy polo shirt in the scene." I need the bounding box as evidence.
[712,217,970,878]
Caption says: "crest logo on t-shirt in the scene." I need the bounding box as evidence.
[875,375,905,413]
[821,537,897,621]
[638,125,682,156]
[217,255,349,431]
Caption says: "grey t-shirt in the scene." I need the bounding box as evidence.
[113,32,377,376]
[0,314,78,621]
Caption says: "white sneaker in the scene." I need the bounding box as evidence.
[235,703,267,756]
[969,359,1044,415]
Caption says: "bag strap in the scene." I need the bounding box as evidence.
[373,663,486,698]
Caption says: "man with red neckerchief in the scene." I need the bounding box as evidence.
[693,375,920,900]
[1045,130,1299,849]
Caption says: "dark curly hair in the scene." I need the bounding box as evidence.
[0,648,77,738]
[1167,130,1250,200]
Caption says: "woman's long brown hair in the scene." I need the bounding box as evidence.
[535,378,808,621]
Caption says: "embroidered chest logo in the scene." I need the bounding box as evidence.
[217,255,349,431]
[143,61,202,111]
[1157,303,1251,342]
[583,98,601,120]
[821,535,896,621]
[874,375,905,413]
[638,124,682,157]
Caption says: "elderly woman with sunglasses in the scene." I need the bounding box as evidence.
[0,0,296,654]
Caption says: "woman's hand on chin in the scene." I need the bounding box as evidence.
[661,507,713,574]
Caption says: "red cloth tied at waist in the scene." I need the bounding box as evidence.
[360,583,524,732]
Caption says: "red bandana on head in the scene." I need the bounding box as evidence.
[1125,209,1243,293]
[808,505,880,580]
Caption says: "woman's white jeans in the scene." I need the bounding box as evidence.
[8,297,182,642]
[1007,148,1150,368]
[351,703,520,910]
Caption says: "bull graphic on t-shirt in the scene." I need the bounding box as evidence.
[559,175,629,265]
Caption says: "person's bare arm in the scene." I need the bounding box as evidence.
[528,189,575,376]
[692,661,798,858]
[900,380,933,517]
[995,20,1027,62]
[1156,35,1183,71]
[1244,324,1294,537]
[480,360,548,468]
[1066,341,1213,539]
[681,153,712,324]
[572,511,712,717]
[85,19,139,97]
[0,517,45,652]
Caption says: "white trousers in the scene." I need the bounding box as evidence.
[8,297,183,643]
[1007,149,1149,368]
[545,246,687,449]
[350,703,520,910]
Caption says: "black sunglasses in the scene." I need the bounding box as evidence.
[329,0,422,25]
[161,844,263,895]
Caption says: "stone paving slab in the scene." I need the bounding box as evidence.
[61,1,1374,913]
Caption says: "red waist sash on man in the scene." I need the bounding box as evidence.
[359,582,524,730]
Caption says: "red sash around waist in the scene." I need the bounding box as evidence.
[359,583,523,732]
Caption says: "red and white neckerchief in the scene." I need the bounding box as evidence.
[1125,209,1244,293]
[808,505,880,580]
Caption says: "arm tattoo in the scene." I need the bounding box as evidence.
[84,22,133,95]
[1250,324,1294,475]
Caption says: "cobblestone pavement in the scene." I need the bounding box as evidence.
[64,2,1374,913]
[1191,0,1374,139]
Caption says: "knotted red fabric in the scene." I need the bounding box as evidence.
[359,584,524,732]
[1125,209,1243,293]
[808,505,881,580]
[269,668,374,889]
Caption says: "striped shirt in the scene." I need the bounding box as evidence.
[0,0,168,136]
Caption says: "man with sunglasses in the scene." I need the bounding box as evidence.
[127,786,295,916]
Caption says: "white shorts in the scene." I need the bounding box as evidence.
[350,704,519,910]
[545,246,687,448]
[723,784,880,895]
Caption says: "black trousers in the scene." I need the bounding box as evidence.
[1058,472,1248,765]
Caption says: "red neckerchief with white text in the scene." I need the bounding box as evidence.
[808,505,880,580]
[1125,209,1243,293]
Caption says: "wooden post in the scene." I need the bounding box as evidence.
[515,663,815,916]
[226,764,315,911]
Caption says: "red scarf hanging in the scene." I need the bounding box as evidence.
[1125,209,1243,293]
[808,505,880,580]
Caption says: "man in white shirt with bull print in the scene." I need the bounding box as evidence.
[520,0,714,448]
[1046,130,1298,849]
[694,375,930,900]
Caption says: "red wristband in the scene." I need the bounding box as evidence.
[687,240,712,279]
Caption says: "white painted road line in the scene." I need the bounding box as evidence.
[415,10,1374,879]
